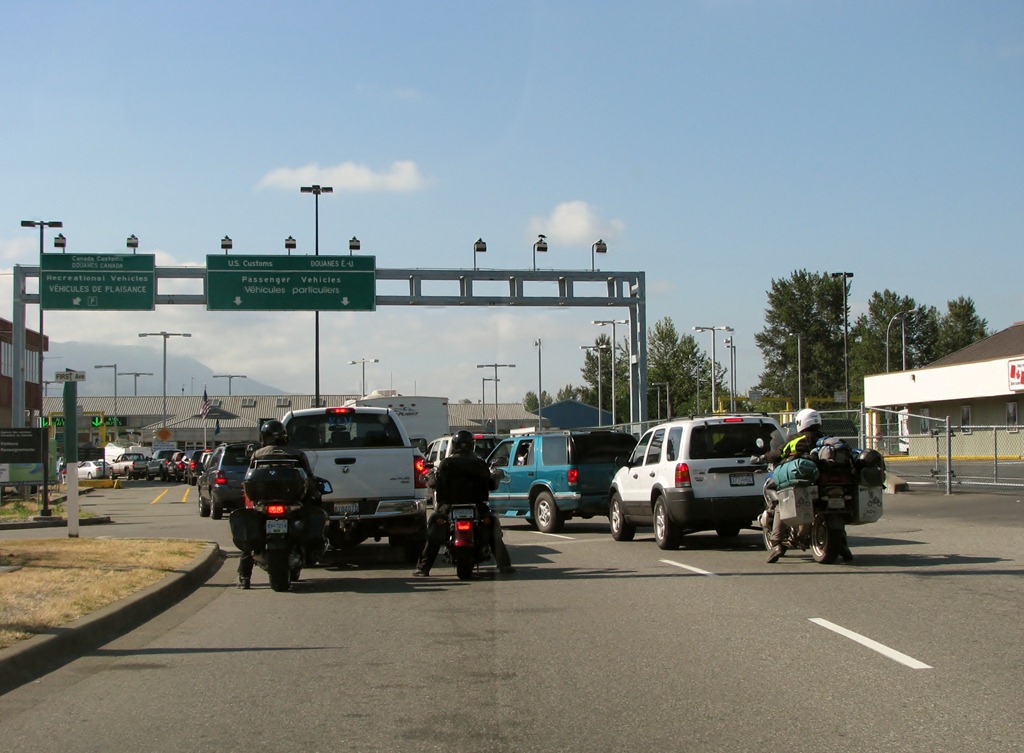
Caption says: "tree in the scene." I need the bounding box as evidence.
[522,390,553,412]
[556,384,582,402]
[848,290,935,381]
[936,296,988,358]
[646,317,706,417]
[754,270,846,407]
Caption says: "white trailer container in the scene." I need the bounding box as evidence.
[347,392,449,452]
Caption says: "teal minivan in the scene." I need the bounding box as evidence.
[486,430,637,533]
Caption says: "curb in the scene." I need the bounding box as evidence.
[0,540,223,696]
[0,516,113,531]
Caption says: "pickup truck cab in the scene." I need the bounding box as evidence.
[110,452,149,480]
[280,405,429,560]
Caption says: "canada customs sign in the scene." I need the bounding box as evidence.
[40,254,156,310]
[1009,359,1024,392]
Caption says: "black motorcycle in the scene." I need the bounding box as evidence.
[229,458,329,592]
[443,503,493,580]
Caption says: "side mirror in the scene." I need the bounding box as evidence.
[318,478,333,495]
[245,443,256,458]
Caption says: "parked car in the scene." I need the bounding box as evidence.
[78,460,109,479]
[608,414,782,549]
[148,449,178,481]
[197,443,251,519]
[167,451,189,482]
[425,433,503,464]
[485,430,638,533]
[185,449,207,486]
[109,452,149,480]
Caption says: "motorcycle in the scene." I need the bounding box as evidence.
[441,503,494,580]
[229,458,330,592]
[754,434,885,564]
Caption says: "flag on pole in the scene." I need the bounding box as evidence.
[200,388,211,418]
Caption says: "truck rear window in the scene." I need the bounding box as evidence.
[287,413,405,449]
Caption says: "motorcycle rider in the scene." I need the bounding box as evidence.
[413,429,515,577]
[758,408,852,564]
[237,419,323,589]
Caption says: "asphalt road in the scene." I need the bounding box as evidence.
[2,481,1023,752]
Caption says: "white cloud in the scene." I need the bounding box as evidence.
[529,200,626,246]
[257,161,432,192]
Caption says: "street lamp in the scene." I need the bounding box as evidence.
[22,218,62,517]
[301,184,333,406]
[830,272,854,409]
[348,358,379,397]
[580,344,609,426]
[349,236,360,255]
[482,377,497,431]
[591,239,607,271]
[138,332,192,428]
[119,370,153,396]
[651,381,671,420]
[126,234,138,253]
[534,338,543,430]
[723,335,737,413]
[93,364,118,423]
[693,325,733,413]
[886,311,913,372]
[221,235,232,253]
[532,234,547,271]
[285,236,296,255]
[474,238,486,270]
[212,374,247,395]
[54,233,66,252]
[788,332,804,409]
[592,319,628,425]
[477,363,515,433]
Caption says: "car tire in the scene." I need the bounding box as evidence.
[653,496,680,550]
[211,501,223,520]
[609,492,635,542]
[198,495,210,518]
[533,491,563,534]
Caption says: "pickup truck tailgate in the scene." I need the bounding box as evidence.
[306,447,416,502]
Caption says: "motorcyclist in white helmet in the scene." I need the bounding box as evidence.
[757,408,850,563]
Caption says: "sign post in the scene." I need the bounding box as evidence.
[62,378,81,536]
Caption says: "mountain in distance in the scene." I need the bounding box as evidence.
[47,341,287,398]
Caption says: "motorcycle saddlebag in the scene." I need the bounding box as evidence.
[229,507,265,553]
[854,449,886,487]
[776,485,814,526]
[772,457,820,490]
[852,485,884,525]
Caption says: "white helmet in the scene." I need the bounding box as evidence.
[796,408,822,432]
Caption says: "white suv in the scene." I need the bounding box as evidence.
[608,415,781,549]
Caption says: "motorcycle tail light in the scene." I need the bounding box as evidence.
[266,503,287,516]
[456,520,473,531]
[675,462,692,487]
[567,467,578,486]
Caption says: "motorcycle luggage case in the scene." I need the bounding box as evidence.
[852,486,884,524]
[777,485,814,525]
[229,507,265,553]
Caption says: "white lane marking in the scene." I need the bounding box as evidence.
[659,559,718,576]
[809,618,932,669]
[533,532,575,540]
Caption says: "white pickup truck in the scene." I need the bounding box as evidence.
[279,405,430,560]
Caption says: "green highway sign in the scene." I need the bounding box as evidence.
[206,255,376,311]
[40,254,156,311]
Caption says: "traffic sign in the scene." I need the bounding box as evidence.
[40,254,156,310]
[55,369,86,382]
[206,255,376,311]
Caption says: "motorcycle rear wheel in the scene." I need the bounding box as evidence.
[266,549,293,592]
[761,512,774,551]
[810,516,841,564]
[454,551,475,580]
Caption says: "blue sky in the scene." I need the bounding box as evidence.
[3,1,1022,409]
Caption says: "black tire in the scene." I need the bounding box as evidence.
[198,494,210,518]
[267,549,292,592]
[533,491,563,534]
[455,551,475,580]
[609,492,635,542]
[811,515,840,564]
[715,527,740,539]
[653,496,681,550]
[761,511,774,551]
[211,501,223,520]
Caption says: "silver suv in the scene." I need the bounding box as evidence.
[608,415,781,549]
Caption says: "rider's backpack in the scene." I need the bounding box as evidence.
[813,437,853,467]
[772,457,820,490]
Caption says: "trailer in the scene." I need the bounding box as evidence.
[347,392,449,452]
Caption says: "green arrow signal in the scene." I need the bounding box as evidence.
[91,417,103,427]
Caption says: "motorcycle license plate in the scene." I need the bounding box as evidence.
[265,519,288,534]
[729,473,754,487]
[334,502,359,515]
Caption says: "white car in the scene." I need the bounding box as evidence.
[608,415,782,549]
[78,460,110,479]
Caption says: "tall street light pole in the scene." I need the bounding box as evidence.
[301,184,333,405]
[93,363,118,426]
[482,377,496,430]
[22,219,62,518]
[788,332,804,409]
[138,332,192,428]
[580,344,608,426]
[477,363,515,433]
[693,325,733,414]
[348,358,379,397]
[593,319,628,426]
[119,371,153,396]
[212,374,247,395]
[885,311,913,372]
[534,339,543,430]
[830,272,854,409]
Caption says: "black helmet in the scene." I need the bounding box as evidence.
[260,419,288,446]
[451,430,475,456]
